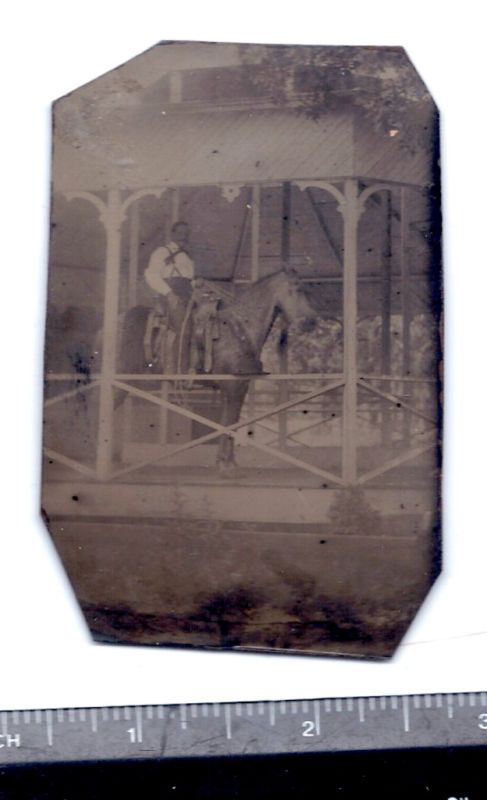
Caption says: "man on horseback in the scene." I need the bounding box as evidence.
[144,220,196,371]
[144,220,195,326]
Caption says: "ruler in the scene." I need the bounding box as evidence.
[0,692,486,765]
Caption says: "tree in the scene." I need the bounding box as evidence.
[239,45,436,154]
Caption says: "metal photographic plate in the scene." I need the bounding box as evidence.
[42,43,442,656]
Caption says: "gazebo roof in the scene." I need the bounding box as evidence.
[52,43,435,193]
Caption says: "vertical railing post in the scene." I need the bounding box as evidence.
[96,188,123,479]
[123,200,140,459]
[341,179,360,484]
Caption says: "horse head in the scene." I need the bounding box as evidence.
[276,268,317,333]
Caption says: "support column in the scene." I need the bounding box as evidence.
[281,182,291,263]
[279,182,291,449]
[127,200,140,307]
[341,179,360,484]
[123,201,141,458]
[250,184,261,282]
[380,190,393,446]
[160,186,181,443]
[400,186,412,443]
[96,188,123,479]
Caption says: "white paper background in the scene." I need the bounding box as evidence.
[0,1,486,710]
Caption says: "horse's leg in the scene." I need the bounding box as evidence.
[217,381,248,478]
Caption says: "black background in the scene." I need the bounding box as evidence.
[0,748,483,799]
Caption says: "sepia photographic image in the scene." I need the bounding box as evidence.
[42,42,442,657]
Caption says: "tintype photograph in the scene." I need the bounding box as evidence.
[42,42,442,657]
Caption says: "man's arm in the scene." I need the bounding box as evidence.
[174,251,195,281]
[144,249,171,295]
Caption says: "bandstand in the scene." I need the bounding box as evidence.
[43,48,441,534]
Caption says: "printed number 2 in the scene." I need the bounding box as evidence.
[478,713,487,730]
[302,720,315,737]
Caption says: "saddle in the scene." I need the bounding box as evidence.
[190,283,222,373]
[143,281,225,373]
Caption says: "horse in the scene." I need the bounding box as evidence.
[118,268,318,476]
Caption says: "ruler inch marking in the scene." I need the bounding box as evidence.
[313,699,321,735]
[135,706,143,743]
[224,705,232,740]
[402,695,410,733]
[46,709,53,747]
[90,708,98,733]
[446,694,454,719]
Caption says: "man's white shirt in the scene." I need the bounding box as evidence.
[144,241,195,296]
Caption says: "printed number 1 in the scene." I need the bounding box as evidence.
[302,720,315,737]
[127,728,136,742]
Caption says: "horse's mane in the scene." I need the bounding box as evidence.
[206,268,297,303]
